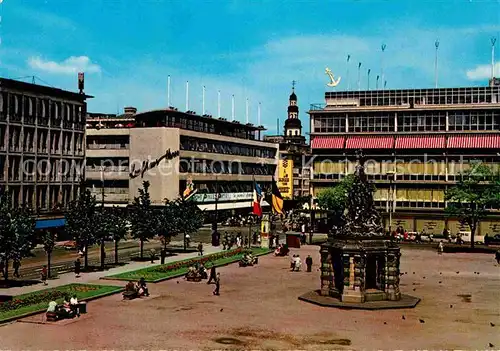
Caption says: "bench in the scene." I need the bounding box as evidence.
[123,290,138,300]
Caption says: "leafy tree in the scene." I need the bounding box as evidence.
[107,207,129,264]
[94,210,110,269]
[316,174,356,213]
[157,200,179,253]
[0,192,36,280]
[65,189,98,269]
[175,198,204,251]
[42,231,56,278]
[445,163,500,248]
[130,181,157,259]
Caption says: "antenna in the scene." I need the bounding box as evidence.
[381,44,387,91]
[258,102,261,126]
[435,40,440,88]
[217,90,221,118]
[346,54,351,90]
[357,62,362,91]
[167,75,171,107]
[384,80,387,89]
[185,81,189,111]
[367,69,371,90]
[491,37,497,79]
[376,75,380,90]
[202,85,206,115]
[245,97,249,124]
[231,94,235,121]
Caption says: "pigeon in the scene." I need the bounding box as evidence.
[477,272,480,275]
[456,271,459,274]
[384,322,387,325]
[450,304,453,308]
[413,288,416,291]
[439,281,442,284]
[402,315,406,320]
[413,272,415,274]
[423,276,426,279]
[474,272,476,274]
[419,319,425,323]
[440,272,442,275]
[489,343,494,348]
[491,322,495,327]
[177,281,179,284]
[405,272,408,275]
[220,308,223,312]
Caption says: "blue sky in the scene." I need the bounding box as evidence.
[0,0,499,135]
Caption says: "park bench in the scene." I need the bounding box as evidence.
[122,290,138,300]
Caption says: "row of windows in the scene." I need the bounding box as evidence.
[179,158,275,175]
[312,111,500,132]
[180,137,276,158]
[1,185,77,210]
[0,92,84,122]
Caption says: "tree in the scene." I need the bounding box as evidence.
[317,174,356,213]
[175,198,204,251]
[94,210,110,269]
[42,231,56,278]
[157,200,179,254]
[66,189,98,269]
[130,181,157,259]
[445,163,500,248]
[107,207,129,264]
[0,192,36,280]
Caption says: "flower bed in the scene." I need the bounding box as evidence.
[0,283,123,323]
[106,247,272,282]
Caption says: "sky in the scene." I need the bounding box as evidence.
[0,0,499,136]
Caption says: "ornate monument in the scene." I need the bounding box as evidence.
[319,151,402,303]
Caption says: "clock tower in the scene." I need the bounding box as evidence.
[284,82,306,145]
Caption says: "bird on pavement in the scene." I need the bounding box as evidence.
[491,322,495,327]
[220,308,223,312]
[489,343,494,348]
[439,281,442,284]
[402,315,406,320]
[450,304,453,308]
[419,319,425,323]
[456,271,459,274]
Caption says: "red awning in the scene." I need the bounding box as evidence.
[345,136,394,149]
[447,134,500,149]
[311,136,345,149]
[395,135,446,149]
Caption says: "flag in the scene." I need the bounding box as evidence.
[271,178,284,215]
[252,180,263,217]
[183,178,197,201]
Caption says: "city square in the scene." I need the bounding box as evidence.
[0,245,498,350]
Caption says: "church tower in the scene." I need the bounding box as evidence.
[284,82,305,144]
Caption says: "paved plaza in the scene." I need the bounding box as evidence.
[0,245,499,350]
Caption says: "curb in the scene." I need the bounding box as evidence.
[0,286,124,326]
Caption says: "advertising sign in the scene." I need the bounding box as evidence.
[191,192,253,203]
[278,159,293,199]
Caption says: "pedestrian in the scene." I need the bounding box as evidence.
[306,255,313,272]
[150,248,156,263]
[290,254,296,271]
[198,242,204,256]
[207,265,216,284]
[41,265,48,285]
[295,255,302,271]
[0,260,4,278]
[437,242,444,255]
[13,259,21,278]
[495,250,500,265]
[74,258,81,278]
[213,273,220,296]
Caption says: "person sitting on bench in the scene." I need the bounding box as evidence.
[70,294,80,317]
[137,277,149,297]
[123,280,139,299]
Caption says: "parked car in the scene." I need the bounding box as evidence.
[484,234,500,245]
[457,231,485,244]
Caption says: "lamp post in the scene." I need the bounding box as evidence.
[386,171,395,234]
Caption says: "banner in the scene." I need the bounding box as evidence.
[278,159,293,200]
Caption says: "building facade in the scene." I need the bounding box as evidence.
[309,83,500,236]
[86,108,278,215]
[0,78,89,225]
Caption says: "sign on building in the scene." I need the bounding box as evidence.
[278,159,293,199]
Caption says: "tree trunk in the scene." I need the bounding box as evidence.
[140,239,144,259]
[114,239,119,264]
[471,225,476,249]
[84,243,89,269]
[100,240,105,269]
[47,251,52,279]
[183,233,186,251]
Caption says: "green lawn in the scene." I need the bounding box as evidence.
[0,283,123,323]
[106,247,272,282]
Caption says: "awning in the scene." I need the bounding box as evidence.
[35,218,66,229]
[198,200,270,211]
[345,136,394,149]
[311,136,345,149]
[395,135,446,149]
[447,134,500,149]
[103,203,128,208]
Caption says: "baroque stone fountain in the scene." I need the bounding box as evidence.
[300,151,419,308]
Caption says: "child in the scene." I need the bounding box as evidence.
[41,265,48,285]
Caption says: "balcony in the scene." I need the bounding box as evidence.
[38,118,49,127]
[63,121,73,129]
[87,143,129,150]
[24,117,36,125]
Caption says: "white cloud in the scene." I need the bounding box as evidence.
[466,62,500,80]
[28,56,101,75]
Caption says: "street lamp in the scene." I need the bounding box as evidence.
[386,170,395,234]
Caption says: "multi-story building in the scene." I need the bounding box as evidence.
[264,87,310,201]
[0,77,89,229]
[86,107,278,216]
[309,81,500,236]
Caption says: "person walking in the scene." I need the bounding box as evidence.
[197,242,204,256]
[13,259,21,278]
[41,265,48,285]
[306,255,313,272]
[290,254,296,271]
[495,249,500,265]
[74,258,81,278]
[437,242,444,255]
[207,265,216,284]
[213,273,220,296]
